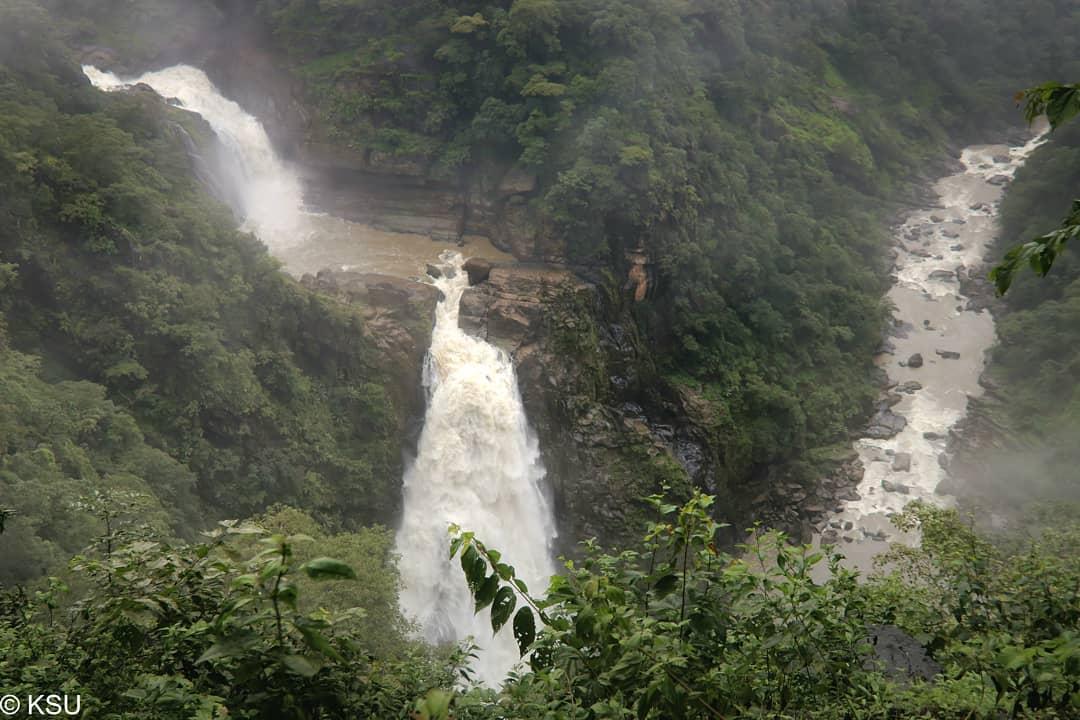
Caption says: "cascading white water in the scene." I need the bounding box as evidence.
[84,64,556,681]
[83,64,307,253]
[395,252,556,686]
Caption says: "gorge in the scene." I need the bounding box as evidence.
[1,1,1078,716]
[83,51,1042,666]
[819,132,1048,564]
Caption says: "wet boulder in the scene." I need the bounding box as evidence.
[906,353,924,368]
[935,349,961,360]
[896,381,922,394]
[890,453,912,472]
[865,625,942,685]
[865,408,908,438]
[463,257,493,285]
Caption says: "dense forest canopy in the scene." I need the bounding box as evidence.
[244,0,1080,488]
[0,0,1079,717]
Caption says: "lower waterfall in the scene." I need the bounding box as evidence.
[395,252,556,686]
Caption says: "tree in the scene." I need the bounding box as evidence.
[991,82,1080,295]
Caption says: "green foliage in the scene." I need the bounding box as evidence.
[449,493,1080,718]
[991,197,1080,296]
[252,506,412,658]
[992,81,1080,295]
[0,346,185,585]
[1022,82,1080,130]
[3,491,1078,718]
[869,503,1080,718]
[0,7,405,584]
[0,516,461,719]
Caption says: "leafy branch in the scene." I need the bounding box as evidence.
[448,527,542,657]
[992,82,1080,295]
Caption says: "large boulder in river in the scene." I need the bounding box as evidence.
[865,408,908,438]
[463,257,493,285]
[906,353,924,368]
[891,453,912,472]
[935,349,961,360]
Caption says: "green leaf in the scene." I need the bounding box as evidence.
[298,625,343,662]
[653,573,678,596]
[474,574,500,612]
[414,689,454,720]
[231,573,257,589]
[302,557,357,581]
[512,606,536,654]
[282,654,322,677]
[496,562,515,581]
[196,635,253,664]
[491,586,516,633]
[461,545,487,592]
[277,583,298,611]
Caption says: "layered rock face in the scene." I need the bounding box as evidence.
[299,269,443,448]
[455,262,849,552]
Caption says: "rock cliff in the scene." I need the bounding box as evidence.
[299,269,442,455]
[456,262,846,552]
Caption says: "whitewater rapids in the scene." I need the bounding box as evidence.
[395,252,556,686]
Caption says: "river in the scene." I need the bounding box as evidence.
[818,132,1046,568]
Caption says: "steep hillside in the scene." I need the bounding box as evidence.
[0,3,435,584]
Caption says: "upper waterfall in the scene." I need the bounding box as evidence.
[82,64,516,277]
[395,252,556,686]
[83,64,307,253]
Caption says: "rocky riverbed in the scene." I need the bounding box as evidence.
[810,131,1047,567]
